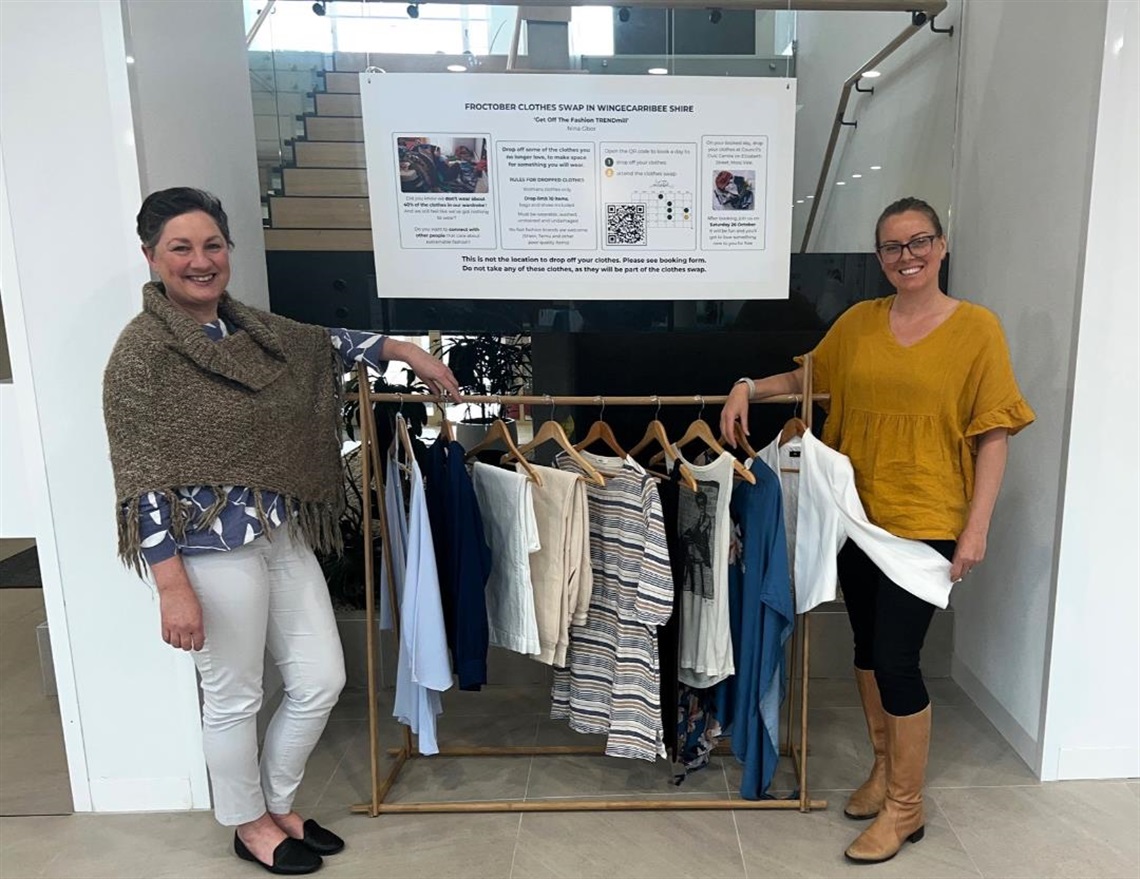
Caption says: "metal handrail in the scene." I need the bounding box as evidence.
[245,0,276,48]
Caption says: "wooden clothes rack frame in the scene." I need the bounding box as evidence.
[351,357,829,816]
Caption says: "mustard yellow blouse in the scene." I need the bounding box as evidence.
[801,296,1035,540]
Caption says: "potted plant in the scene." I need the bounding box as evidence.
[443,334,532,449]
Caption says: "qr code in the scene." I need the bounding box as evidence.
[606,203,647,246]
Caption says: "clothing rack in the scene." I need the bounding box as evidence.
[350,358,829,816]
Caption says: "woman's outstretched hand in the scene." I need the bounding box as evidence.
[719,382,751,448]
[388,340,463,401]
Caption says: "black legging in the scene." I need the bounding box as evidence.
[837,539,956,716]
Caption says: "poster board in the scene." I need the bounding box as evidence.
[361,73,795,300]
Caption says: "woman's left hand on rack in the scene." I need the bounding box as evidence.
[385,339,463,401]
[950,528,986,582]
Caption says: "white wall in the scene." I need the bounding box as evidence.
[947,0,1109,770]
[793,3,962,252]
[0,0,209,811]
[123,0,269,310]
[0,384,34,537]
[1039,0,1139,782]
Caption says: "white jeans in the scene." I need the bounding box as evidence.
[182,530,346,826]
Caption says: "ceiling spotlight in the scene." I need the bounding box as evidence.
[709,8,723,24]
[870,165,882,170]
[407,3,419,18]
[312,0,326,15]
[618,6,630,22]
[851,173,862,178]
[447,64,466,72]
[861,70,881,78]
[647,67,668,75]
[836,181,846,186]
[796,199,804,204]
[806,195,814,199]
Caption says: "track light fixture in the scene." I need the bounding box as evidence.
[709,7,722,24]
[407,3,419,18]
[312,0,326,15]
[618,6,630,23]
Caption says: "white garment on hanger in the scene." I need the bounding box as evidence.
[671,449,735,688]
[380,450,452,756]
[472,462,542,656]
[757,432,954,612]
[519,464,592,667]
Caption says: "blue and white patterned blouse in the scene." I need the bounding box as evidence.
[134,319,388,568]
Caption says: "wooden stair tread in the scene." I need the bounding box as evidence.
[292,141,366,168]
[282,167,368,197]
[264,228,373,251]
[269,195,371,229]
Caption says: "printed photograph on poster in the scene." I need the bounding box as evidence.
[397,135,489,194]
[712,170,755,211]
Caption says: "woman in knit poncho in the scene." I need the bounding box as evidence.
[103,188,460,875]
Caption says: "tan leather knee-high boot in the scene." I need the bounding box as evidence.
[844,669,887,820]
[844,705,932,863]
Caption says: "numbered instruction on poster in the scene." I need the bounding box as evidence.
[361,73,795,300]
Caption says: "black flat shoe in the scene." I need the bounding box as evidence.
[234,833,323,875]
[301,819,345,855]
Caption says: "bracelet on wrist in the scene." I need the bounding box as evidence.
[734,377,756,401]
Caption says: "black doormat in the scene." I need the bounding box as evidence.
[0,547,42,588]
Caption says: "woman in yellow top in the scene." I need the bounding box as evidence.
[719,197,1034,864]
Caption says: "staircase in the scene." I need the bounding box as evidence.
[263,55,374,253]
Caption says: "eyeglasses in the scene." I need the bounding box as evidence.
[877,234,938,263]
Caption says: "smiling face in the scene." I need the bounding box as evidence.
[875,210,947,295]
[143,210,231,322]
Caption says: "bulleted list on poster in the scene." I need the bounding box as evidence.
[362,73,796,299]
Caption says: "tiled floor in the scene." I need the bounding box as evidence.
[1,592,1137,878]
[0,589,72,817]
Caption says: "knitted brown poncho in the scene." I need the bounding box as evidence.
[103,283,346,571]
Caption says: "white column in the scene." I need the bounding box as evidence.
[0,0,209,811]
[123,0,269,310]
[1039,0,1140,781]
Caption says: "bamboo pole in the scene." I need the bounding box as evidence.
[356,372,382,817]
[365,392,827,407]
[362,387,415,760]
[352,797,829,815]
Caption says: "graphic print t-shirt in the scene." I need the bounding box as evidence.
[675,450,735,688]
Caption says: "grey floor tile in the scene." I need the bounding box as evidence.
[443,684,551,717]
[289,718,362,809]
[1128,781,1139,799]
[382,755,531,805]
[736,796,981,879]
[925,702,1037,788]
[526,748,726,800]
[1,813,246,879]
[436,712,540,748]
[325,812,519,879]
[511,808,746,879]
[933,782,1140,879]
[0,591,72,817]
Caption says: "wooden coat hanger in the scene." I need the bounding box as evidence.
[719,421,758,459]
[391,409,416,479]
[573,397,627,458]
[464,416,542,486]
[502,400,605,487]
[628,400,698,492]
[651,398,755,485]
[439,408,455,443]
[781,353,814,448]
